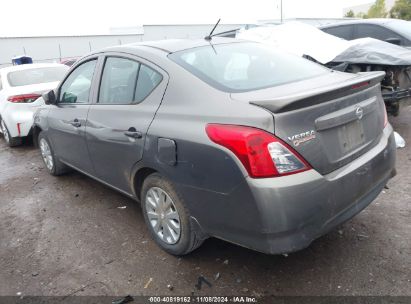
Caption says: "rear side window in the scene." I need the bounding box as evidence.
[169,42,328,93]
[135,64,163,103]
[0,75,2,90]
[7,66,68,87]
[355,24,402,41]
[99,57,163,104]
[322,25,354,40]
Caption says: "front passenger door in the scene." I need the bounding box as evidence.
[48,59,98,173]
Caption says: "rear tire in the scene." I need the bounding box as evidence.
[141,173,204,255]
[38,132,70,176]
[1,119,22,147]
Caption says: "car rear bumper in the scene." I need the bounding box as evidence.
[3,106,39,138]
[186,125,396,254]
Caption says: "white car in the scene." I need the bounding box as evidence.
[0,63,68,146]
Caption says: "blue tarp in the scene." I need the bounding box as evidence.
[12,56,33,65]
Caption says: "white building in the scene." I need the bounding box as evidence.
[0,24,242,67]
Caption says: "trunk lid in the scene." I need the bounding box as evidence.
[231,71,387,175]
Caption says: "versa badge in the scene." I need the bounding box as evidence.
[288,130,316,147]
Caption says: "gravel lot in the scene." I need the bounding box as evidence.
[0,106,410,298]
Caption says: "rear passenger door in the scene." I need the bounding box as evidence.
[86,53,167,194]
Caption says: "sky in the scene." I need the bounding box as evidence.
[0,0,373,37]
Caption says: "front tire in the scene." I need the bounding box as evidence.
[1,119,22,147]
[141,173,204,255]
[38,132,69,176]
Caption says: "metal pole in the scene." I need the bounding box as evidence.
[280,0,283,23]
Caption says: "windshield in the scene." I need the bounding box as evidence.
[169,42,329,92]
[385,20,411,41]
[7,66,68,87]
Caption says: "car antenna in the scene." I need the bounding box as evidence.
[205,19,221,41]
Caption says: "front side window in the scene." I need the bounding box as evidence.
[99,57,163,104]
[59,60,97,104]
[169,42,328,92]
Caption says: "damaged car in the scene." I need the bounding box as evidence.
[320,19,411,48]
[236,22,411,116]
[0,63,68,146]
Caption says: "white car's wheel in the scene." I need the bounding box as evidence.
[0,119,22,147]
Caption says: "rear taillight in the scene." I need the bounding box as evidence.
[7,93,41,103]
[351,81,370,90]
[206,124,311,178]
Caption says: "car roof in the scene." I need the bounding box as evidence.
[0,63,66,74]
[320,18,398,28]
[103,37,244,54]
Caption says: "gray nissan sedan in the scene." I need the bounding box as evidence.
[33,38,396,255]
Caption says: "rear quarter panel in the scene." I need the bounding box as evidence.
[134,63,275,236]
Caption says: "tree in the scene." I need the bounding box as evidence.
[390,0,411,20]
[356,12,369,18]
[367,0,388,18]
[344,10,355,17]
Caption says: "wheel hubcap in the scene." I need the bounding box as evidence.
[1,121,10,143]
[145,187,181,245]
[39,138,53,171]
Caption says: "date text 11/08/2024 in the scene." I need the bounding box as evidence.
[148,296,257,303]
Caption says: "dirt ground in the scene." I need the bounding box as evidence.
[0,106,410,298]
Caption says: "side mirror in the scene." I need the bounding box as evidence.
[385,38,401,46]
[43,90,57,105]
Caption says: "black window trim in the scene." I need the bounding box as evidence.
[57,57,99,106]
[95,54,164,106]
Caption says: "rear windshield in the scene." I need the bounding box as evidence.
[7,66,68,87]
[169,42,329,92]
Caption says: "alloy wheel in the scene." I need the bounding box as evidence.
[145,187,181,244]
[39,138,54,171]
[1,120,10,143]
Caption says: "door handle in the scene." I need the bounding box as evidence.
[124,127,142,139]
[69,119,81,128]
